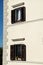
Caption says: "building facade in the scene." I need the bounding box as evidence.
[3,0,43,65]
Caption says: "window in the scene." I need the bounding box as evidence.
[11,7,26,24]
[10,44,26,61]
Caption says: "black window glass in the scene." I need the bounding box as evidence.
[11,7,26,24]
[10,44,26,61]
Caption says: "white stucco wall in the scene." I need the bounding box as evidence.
[4,0,43,65]
[7,0,43,25]
[7,20,43,64]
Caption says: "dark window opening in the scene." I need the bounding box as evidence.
[10,44,26,61]
[11,7,26,24]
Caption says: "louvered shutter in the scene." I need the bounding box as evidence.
[10,45,15,60]
[22,45,26,61]
[21,7,26,21]
[11,10,15,24]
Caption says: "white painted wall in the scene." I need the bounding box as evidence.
[4,0,43,65]
[7,0,43,25]
[7,20,43,64]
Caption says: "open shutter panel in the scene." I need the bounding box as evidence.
[22,45,26,61]
[10,45,15,60]
[11,10,15,24]
[21,7,26,21]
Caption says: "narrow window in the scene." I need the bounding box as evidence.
[10,44,26,61]
[11,7,26,24]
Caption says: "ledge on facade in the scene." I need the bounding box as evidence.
[12,38,25,42]
[7,18,43,27]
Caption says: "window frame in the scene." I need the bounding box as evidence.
[11,6,26,24]
[10,44,26,61]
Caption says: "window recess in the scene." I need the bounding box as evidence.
[10,44,26,61]
[11,7,26,24]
